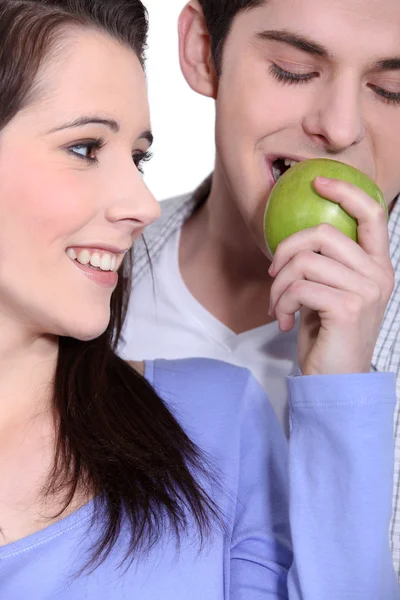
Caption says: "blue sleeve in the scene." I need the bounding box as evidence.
[230,372,399,599]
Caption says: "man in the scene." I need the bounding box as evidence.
[121,0,400,574]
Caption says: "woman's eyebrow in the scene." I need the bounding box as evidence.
[47,116,120,134]
[140,130,153,146]
[46,117,153,145]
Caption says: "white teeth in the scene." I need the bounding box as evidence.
[77,249,91,265]
[273,158,300,182]
[272,165,281,182]
[100,253,112,271]
[284,158,298,168]
[68,248,119,271]
[90,252,101,268]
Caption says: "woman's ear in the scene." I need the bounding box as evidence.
[178,1,218,99]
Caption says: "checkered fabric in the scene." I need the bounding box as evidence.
[133,176,400,578]
[372,195,400,576]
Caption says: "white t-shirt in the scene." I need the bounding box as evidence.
[121,229,299,435]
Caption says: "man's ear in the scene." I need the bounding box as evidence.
[178,1,218,99]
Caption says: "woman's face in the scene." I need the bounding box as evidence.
[0,28,160,341]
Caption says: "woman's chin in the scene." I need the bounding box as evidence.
[56,312,111,342]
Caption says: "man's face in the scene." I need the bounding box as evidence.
[214,0,400,248]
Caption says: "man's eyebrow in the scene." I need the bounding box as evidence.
[48,116,120,134]
[257,30,400,72]
[374,58,400,71]
[256,29,331,59]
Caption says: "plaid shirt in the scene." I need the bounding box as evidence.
[133,176,400,577]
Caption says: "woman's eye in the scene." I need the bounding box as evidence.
[133,150,153,174]
[269,63,318,85]
[71,144,91,158]
[68,139,104,162]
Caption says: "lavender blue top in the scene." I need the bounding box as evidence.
[0,358,398,599]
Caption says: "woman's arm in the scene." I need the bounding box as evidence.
[230,372,399,599]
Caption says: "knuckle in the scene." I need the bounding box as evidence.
[376,265,395,301]
[370,202,387,223]
[383,273,395,299]
[293,249,313,269]
[316,222,335,238]
[342,294,364,320]
[288,279,305,298]
[362,280,381,305]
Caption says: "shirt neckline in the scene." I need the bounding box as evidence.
[164,227,283,349]
[0,361,155,561]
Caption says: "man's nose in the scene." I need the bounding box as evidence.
[302,76,365,152]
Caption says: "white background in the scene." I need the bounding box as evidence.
[143,0,215,200]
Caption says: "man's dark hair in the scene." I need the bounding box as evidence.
[198,0,265,73]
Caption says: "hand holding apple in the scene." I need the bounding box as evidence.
[267,173,394,375]
[264,158,387,256]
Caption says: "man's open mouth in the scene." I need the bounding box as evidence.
[271,157,300,182]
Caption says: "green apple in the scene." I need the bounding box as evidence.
[264,158,387,256]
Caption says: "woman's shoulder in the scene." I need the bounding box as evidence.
[146,357,256,404]
[144,358,287,509]
[145,357,277,441]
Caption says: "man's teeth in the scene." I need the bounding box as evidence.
[66,248,118,272]
[284,158,298,168]
[272,164,282,181]
[272,158,299,182]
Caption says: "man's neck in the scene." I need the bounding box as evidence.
[179,170,275,334]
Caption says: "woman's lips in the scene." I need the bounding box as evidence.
[68,257,118,288]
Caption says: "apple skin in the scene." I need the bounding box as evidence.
[264,158,387,256]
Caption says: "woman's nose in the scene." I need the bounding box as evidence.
[105,167,161,231]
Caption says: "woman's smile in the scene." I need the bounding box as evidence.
[66,246,128,288]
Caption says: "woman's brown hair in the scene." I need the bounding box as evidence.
[0,0,217,570]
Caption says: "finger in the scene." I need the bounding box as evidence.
[269,223,379,280]
[314,177,390,263]
[269,250,380,316]
[274,279,345,331]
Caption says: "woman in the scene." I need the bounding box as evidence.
[0,0,397,598]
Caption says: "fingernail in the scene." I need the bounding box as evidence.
[315,176,331,185]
